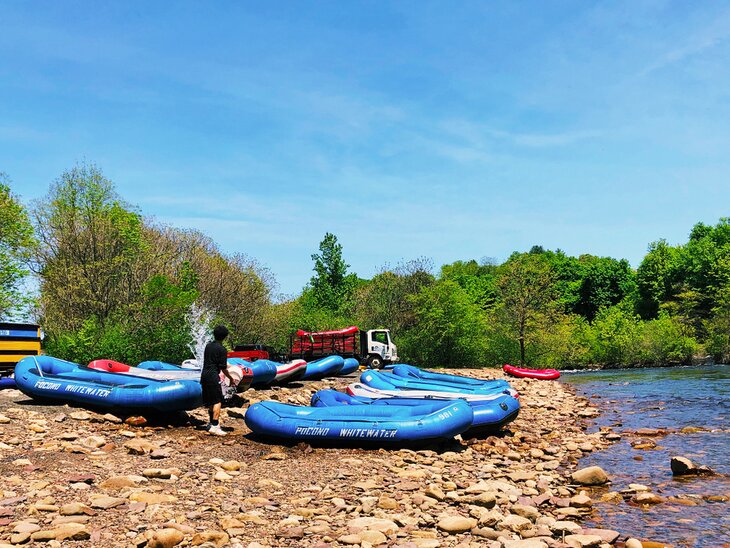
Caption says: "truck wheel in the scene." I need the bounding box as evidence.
[367,356,383,370]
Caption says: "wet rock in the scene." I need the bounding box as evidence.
[670,456,715,476]
[569,492,592,508]
[571,466,608,485]
[437,515,476,533]
[625,539,642,548]
[632,492,666,505]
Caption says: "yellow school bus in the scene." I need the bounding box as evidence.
[0,322,41,376]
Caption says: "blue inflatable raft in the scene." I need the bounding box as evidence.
[338,358,360,376]
[0,376,16,389]
[392,364,512,391]
[14,356,203,412]
[228,358,277,387]
[301,355,345,380]
[311,389,520,435]
[360,369,516,397]
[245,398,473,444]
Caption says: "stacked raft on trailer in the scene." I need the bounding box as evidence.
[311,389,519,435]
[14,356,202,412]
[244,398,473,444]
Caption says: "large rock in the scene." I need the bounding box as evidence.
[190,530,230,546]
[671,456,715,476]
[571,466,609,485]
[437,515,477,533]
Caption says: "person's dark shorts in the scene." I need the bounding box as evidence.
[201,381,223,406]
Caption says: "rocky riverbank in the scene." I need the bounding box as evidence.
[0,369,653,547]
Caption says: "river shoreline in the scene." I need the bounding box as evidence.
[0,369,669,547]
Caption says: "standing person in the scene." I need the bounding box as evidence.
[201,325,235,436]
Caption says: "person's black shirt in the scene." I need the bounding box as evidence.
[201,340,227,384]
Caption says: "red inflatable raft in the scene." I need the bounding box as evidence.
[503,364,560,380]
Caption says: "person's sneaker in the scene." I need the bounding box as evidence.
[208,424,227,436]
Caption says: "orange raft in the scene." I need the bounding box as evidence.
[503,364,560,380]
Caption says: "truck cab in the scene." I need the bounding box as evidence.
[362,329,398,369]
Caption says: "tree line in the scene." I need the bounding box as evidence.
[1,163,728,368]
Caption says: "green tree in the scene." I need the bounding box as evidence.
[309,233,358,312]
[0,174,36,319]
[573,256,636,320]
[32,163,146,333]
[440,259,498,310]
[496,253,560,366]
[354,258,434,336]
[404,279,487,367]
[636,239,682,319]
[678,219,730,328]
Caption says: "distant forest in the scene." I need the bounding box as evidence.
[2,163,728,368]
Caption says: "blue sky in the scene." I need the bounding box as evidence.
[2,1,730,296]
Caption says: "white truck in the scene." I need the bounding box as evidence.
[289,326,398,369]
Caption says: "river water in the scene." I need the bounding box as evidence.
[562,365,729,547]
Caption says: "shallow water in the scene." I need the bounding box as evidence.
[563,365,730,547]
